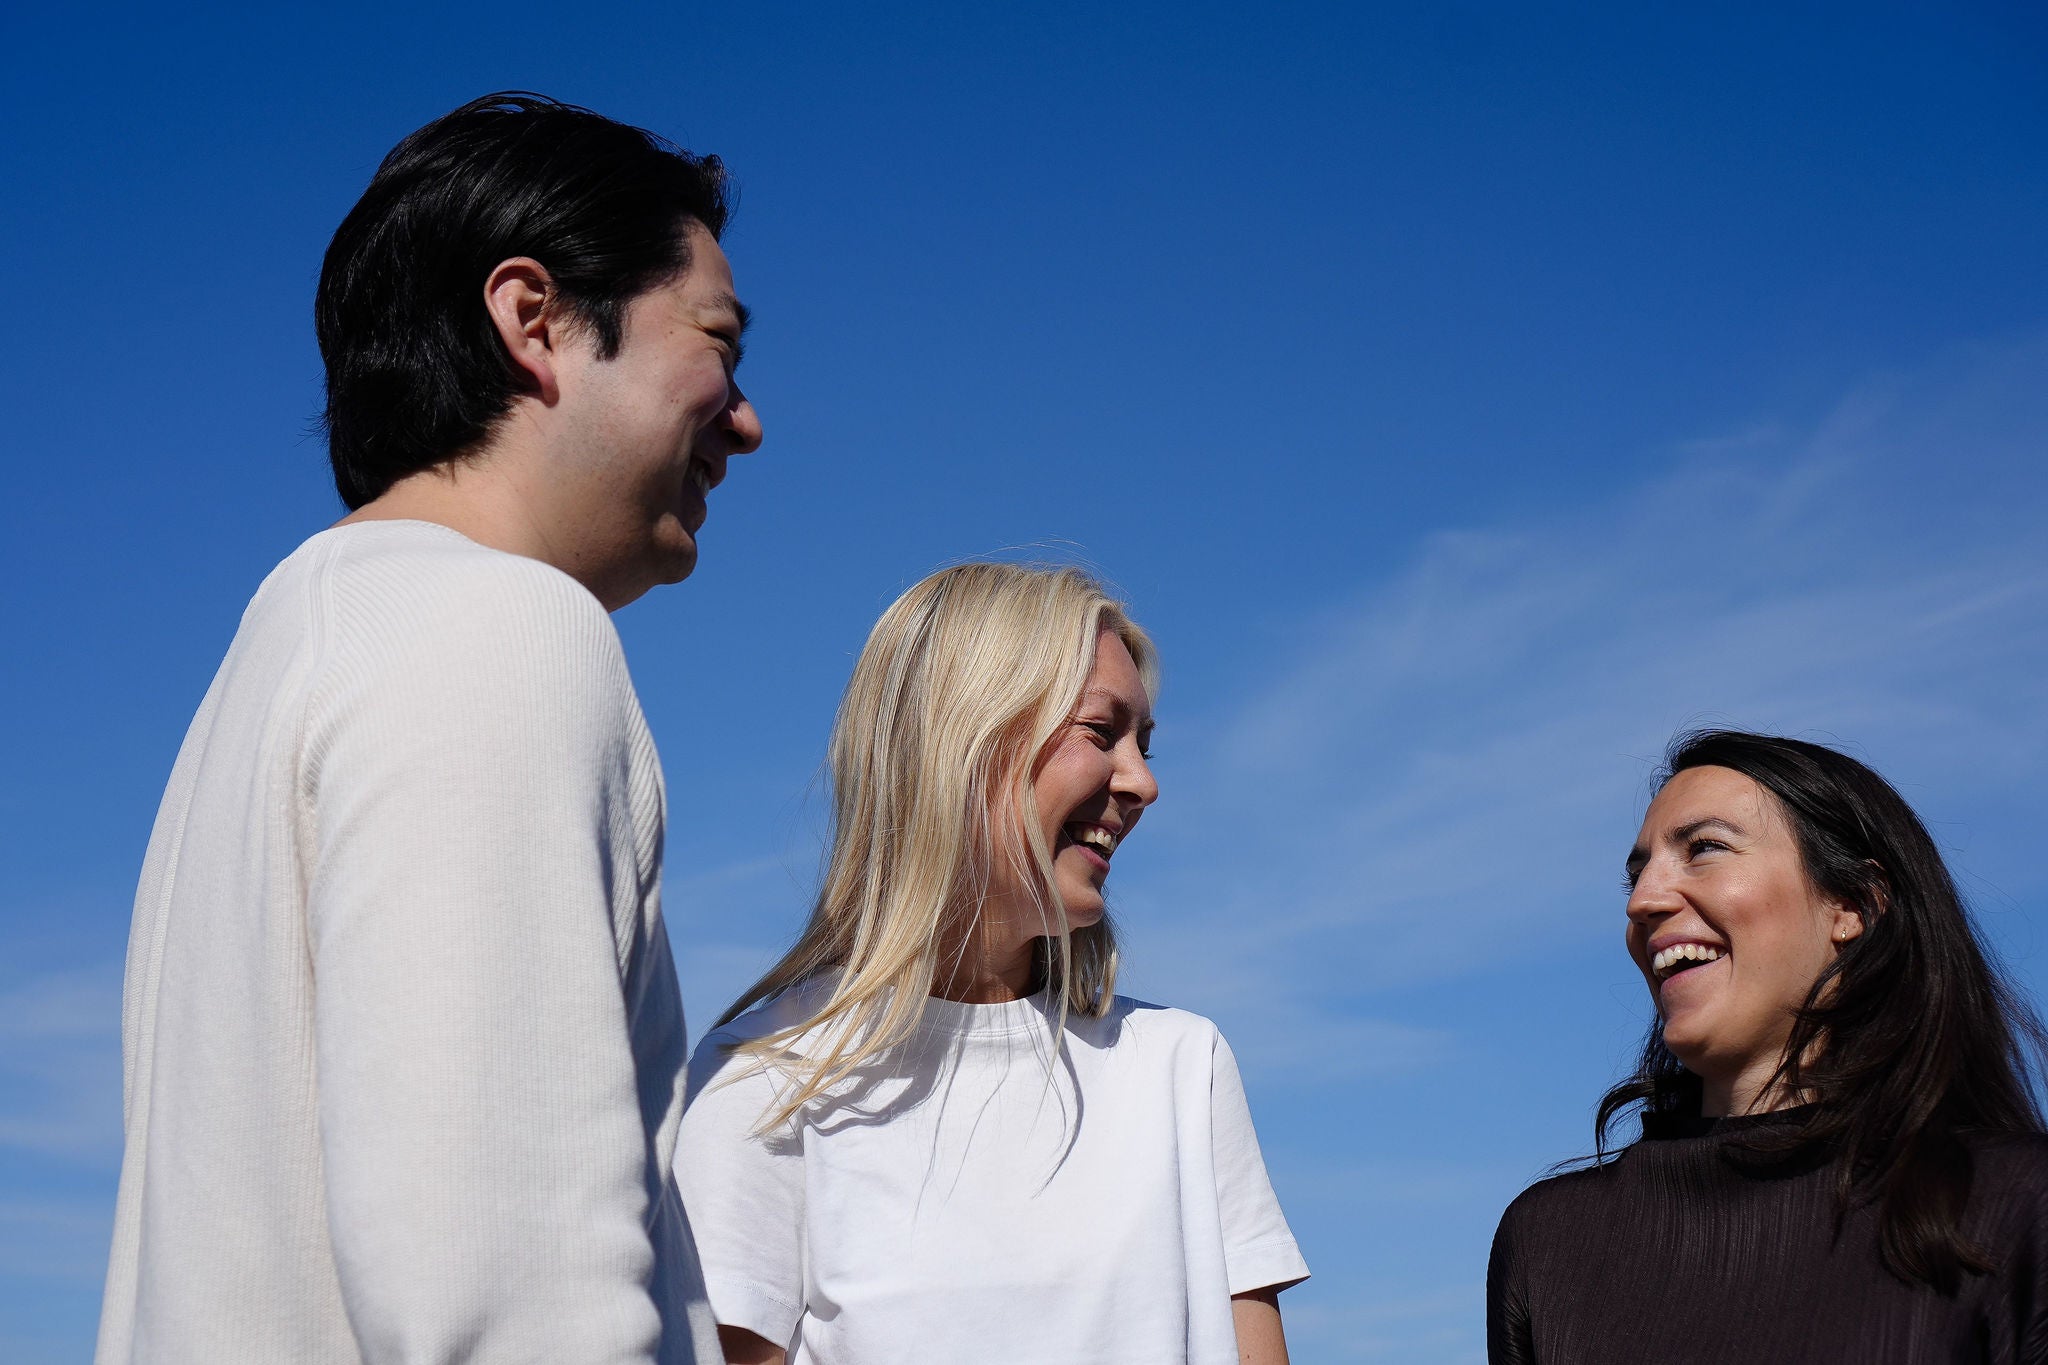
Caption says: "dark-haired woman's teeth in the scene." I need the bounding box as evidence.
[1652,943,1724,979]
[688,463,713,496]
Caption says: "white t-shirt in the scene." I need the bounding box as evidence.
[676,981,1308,1364]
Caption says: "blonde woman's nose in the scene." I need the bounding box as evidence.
[1116,745,1159,809]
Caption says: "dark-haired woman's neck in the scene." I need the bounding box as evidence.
[1703,1060,1807,1119]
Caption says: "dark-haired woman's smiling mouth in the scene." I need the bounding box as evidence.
[1652,943,1725,980]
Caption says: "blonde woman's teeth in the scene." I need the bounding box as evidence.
[1652,943,1724,979]
[1071,826,1117,856]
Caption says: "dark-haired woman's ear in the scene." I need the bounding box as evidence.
[1831,907,1865,944]
[482,257,562,404]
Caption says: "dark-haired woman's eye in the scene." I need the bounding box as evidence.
[1687,838,1729,860]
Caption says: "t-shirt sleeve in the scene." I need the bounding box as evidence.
[675,1035,808,1347]
[303,559,667,1362]
[1209,1030,1311,1295]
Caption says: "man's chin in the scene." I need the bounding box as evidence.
[593,543,696,612]
[651,533,701,586]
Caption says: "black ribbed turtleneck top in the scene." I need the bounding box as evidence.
[1487,1112,2048,1364]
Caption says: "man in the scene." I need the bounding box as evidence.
[96,93,761,1363]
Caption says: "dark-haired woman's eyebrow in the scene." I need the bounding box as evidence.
[1625,816,1751,883]
[1670,816,1748,845]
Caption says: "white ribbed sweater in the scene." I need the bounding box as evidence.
[96,521,718,1364]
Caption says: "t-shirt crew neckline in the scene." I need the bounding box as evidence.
[913,989,1054,1038]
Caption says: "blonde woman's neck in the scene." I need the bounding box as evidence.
[931,925,1041,1004]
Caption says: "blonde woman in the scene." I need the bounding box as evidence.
[676,563,1308,1365]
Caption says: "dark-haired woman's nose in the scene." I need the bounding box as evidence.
[1625,863,1682,927]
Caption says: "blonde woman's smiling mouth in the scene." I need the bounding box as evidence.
[1063,821,1121,871]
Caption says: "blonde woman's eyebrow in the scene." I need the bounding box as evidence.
[1077,690,1151,725]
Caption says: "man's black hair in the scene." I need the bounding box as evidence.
[316,92,733,509]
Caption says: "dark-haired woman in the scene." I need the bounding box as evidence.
[1488,730,2048,1364]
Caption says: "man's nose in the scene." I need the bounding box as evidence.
[725,387,762,454]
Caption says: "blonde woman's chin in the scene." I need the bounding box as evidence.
[1054,889,1107,930]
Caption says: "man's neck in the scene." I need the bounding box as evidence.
[339,447,618,608]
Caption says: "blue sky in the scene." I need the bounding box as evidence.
[4,3,2046,1359]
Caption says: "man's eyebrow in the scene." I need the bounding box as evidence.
[707,291,752,336]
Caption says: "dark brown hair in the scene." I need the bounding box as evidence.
[1597,729,2046,1293]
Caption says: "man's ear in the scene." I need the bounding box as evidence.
[482,258,562,404]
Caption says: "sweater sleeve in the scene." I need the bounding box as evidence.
[2009,1228,2048,1365]
[1209,1030,1311,1295]
[1976,1136,2048,1365]
[302,553,667,1363]
[1487,1194,1537,1365]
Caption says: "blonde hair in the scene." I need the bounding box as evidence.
[716,561,1159,1127]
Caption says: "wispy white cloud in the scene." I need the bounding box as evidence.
[666,852,816,1030]
[1121,332,2048,1011]
[0,962,121,1162]
[0,1198,112,1284]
